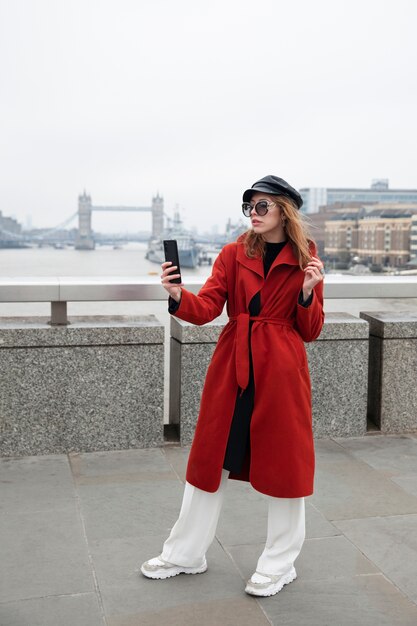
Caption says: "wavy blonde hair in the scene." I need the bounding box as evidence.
[241,195,314,269]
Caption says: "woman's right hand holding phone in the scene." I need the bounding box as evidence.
[161,262,183,302]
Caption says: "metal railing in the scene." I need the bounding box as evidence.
[1,276,417,325]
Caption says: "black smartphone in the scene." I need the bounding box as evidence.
[163,239,182,284]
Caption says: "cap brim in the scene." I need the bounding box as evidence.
[243,186,302,209]
[242,185,282,202]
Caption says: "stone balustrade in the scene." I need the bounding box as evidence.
[169,314,229,445]
[360,311,417,433]
[306,313,369,437]
[0,316,164,456]
[1,309,416,457]
[169,313,369,444]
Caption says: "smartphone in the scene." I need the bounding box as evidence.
[163,239,182,284]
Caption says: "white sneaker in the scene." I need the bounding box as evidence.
[245,566,297,597]
[140,556,208,580]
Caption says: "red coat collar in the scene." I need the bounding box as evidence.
[236,240,299,277]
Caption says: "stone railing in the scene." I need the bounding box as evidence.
[0,316,164,456]
[169,313,370,444]
[360,311,417,433]
[1,275,417,324]
[1,277,417,455]
[306,313,369,438]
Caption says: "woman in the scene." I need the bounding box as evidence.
[141,175,325,597]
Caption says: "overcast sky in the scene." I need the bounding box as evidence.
[1,0,416,233]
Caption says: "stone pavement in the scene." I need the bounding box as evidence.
[1,434,417,626]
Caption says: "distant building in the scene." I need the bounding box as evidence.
[325,204,417,267]
[305,202,366,257]
[324,213,359,264]
[411,214,417,259]
[300,179,417,214]
[75,191,94,250]
[0,211,22,240]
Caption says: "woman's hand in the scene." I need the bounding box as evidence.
[302,256,325,300]
[161,261,183,303]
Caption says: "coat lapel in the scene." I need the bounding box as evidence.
[268,240,299,274]
[236,240,300,310]
[236,244,264,278]
[236,243,264,310]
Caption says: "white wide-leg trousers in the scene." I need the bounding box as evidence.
[161,469,306,576]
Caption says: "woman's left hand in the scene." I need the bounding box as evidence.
[302,256,325,300]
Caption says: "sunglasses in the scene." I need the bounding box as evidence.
[242,200,276,217]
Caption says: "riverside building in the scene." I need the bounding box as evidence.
[324,204,417,267]
[0,211,22,246]
[300,179,417,214]
[411,214,417,260]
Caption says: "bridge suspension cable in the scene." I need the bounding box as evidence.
[0,227,26,239]
[0,212,79,241]
[35,211,78,236]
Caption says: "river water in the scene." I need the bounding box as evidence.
[0,242,213,317]
[1,242,416,319]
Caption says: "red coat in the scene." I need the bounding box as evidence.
[172,239,324,498]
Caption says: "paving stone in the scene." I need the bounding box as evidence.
[228,535,379,583]
[2,439,417,625]
[334,513,417,604]
[106,596,270,626]
[305,502,342,538]
[258,575,417,626]
[69,448,176,486]
[76,480,184,541]
[335,435,417,499]
[0,455,75,514]
[70,448,169,479]
[0,593,103,626]
[0,509,94,602]
[312,439,417,520]
[392,476,417,498]
[334,434,417,475]
[162,446,190,483]
[93,535,246,617]
[315,438,357,462]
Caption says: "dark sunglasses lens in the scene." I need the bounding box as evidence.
[255,201,268,216]
[242,203,252,217]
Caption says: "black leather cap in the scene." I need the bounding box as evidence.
[242,175,303,209]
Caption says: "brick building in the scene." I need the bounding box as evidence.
[324,204,417,267]
[305,203,365,258]
[411,214,417,259]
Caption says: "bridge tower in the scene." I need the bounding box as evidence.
[75,191,95,250]
[151,194,164,238]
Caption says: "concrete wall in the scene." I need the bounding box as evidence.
[3,309,415,456]
[169,315,228,445]
[169,313,369,444]
[360,311,417,433]
[306,313,369,437]
[0,316,164,455]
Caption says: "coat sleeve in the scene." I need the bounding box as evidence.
[170,247,228,326]
[294,243,325,342]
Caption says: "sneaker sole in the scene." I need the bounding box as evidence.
[245,567,297,597]
[140,562,207,580]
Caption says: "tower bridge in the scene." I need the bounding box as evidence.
[75,191,164,250]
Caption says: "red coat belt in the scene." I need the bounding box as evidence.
[228,313,294,391]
